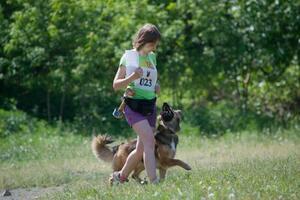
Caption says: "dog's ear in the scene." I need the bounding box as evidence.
[161,104,175,122]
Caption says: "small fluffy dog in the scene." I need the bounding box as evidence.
[92,103,191,184]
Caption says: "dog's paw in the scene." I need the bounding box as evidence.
[140,180,148,185]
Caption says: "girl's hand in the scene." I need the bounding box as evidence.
[155,83,160,95]
[132,67,143,80]
[125,88,135,97]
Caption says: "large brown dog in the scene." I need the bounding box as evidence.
[92,103,191,184]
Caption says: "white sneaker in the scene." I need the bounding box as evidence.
[109,172,128,186]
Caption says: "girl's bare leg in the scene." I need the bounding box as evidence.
[131,120,157,182]
[119,136,144,177]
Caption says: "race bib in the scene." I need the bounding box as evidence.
[134,67,157,91]
[125,50,157,91]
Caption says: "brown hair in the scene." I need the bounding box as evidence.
[132,24,161,51]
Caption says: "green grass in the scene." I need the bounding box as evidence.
[40,157,299,200]
[0,123,299,199]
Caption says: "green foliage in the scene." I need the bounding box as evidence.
[0,108,43,137]
[0,0,299,135]
[185,100,276,135]
[248,64,300,124]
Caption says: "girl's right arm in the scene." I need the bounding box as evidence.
[113,65,143,91]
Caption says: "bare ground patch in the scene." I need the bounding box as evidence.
[1,186,64,200]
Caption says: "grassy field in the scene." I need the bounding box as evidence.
[0,125,299,200]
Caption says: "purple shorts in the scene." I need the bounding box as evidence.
[124,105,157,128]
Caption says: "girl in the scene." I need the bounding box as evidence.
[111,23,161,184]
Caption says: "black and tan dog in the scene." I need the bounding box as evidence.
[91,103,191,184]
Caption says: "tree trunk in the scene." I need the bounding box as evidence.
[59,83,66,121]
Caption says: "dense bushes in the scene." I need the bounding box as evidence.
[0,108,44,137]
[185,101,298,135]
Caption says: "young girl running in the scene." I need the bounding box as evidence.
[112,23,161,184]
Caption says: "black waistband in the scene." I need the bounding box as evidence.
[124,97,156,116]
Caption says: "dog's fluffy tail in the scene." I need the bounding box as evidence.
[91,135,114,162]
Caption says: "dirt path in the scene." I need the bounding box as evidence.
[1,186,64,200]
